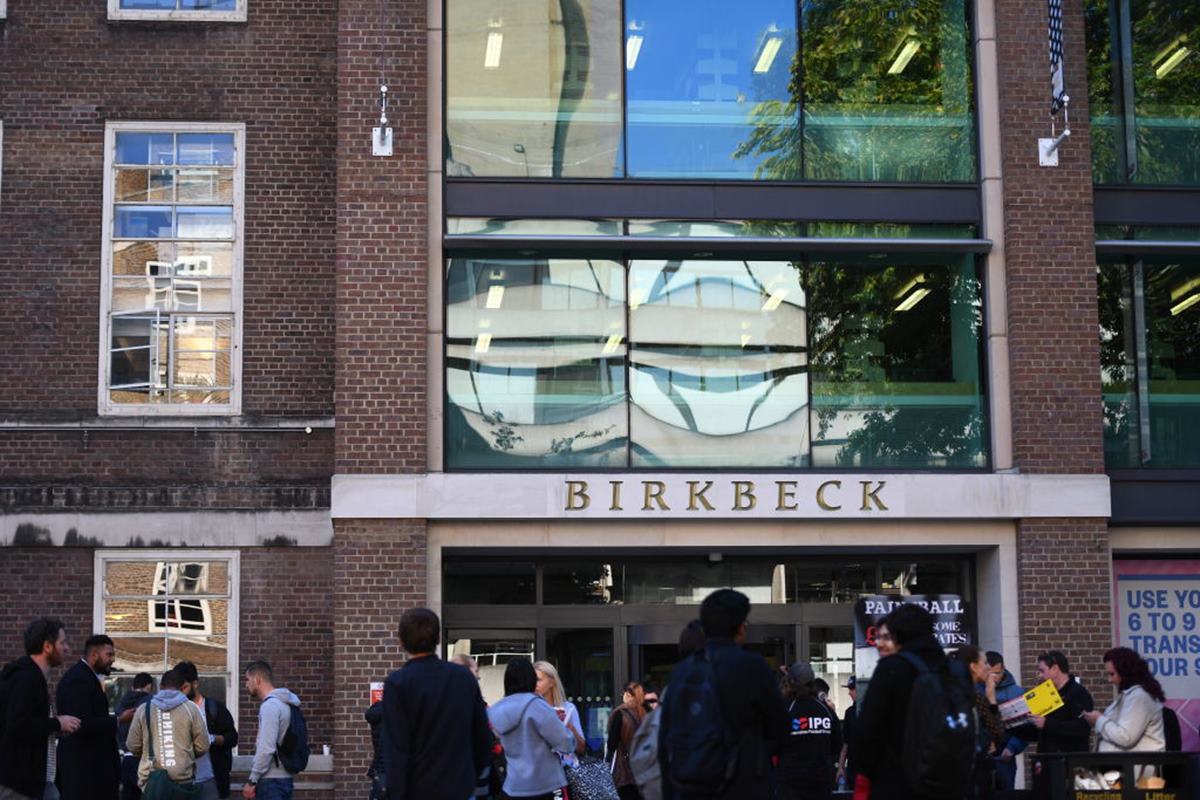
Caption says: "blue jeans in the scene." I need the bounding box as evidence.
[255,778,293,800]
[994,755,1018,792]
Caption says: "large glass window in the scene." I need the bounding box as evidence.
[109,0,246,21]
[102,124,242,414]
[446,0,977,182]
[98,552,238,716]
[1087,0,1200,184]
[446,240,986,469]
[445,0,623,177]
[1099,254,1200,467]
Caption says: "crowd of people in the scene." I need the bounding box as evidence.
[0,618,306,800]
[0,598,1188,800]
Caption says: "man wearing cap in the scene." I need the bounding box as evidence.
[779,662,838,800]
[837,676,858,791]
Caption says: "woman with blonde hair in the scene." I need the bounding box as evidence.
[533,660,586,759]
[607,681,647,800]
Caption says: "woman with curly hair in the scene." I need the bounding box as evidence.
[1082,646,1166,757]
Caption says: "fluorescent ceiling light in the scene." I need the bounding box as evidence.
[888,39,921,75]
[484,31,504,70]
[601,334,623,355]
[474,333,492,353]
[754,35,783,74]
[626,34,644,70]
[761,288,788,311]
[894,287,931,312]
[629,287,649,309]
[485,285,505,309]
[1171,292,1200,315]
[740,334,752,347]
[1153,36,1191,79]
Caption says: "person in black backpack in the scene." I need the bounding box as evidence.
[242,661,304,800]
[853,603,975,800]
[176,661,239,799]
[658,589,789,800]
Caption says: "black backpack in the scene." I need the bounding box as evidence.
[899,651,976,799]
[663,645,738,795]
[275,702,310,774]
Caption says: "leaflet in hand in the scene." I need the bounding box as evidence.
[998,680,1065,728]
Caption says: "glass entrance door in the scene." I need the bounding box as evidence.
[628,623,795,689]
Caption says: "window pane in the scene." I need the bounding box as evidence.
[111,636,167,674]
[625,0,798,178]
[628,259,809,466]
[168,635,228,671]
[1086,0,1124,183]
[105,598,153,634]
[447,633,536,705]
[170,390,231,404]
[443,561,537,604]
[448,218,622,236]
[628,220,802,238]
[177,134,236,166]
[622,559,733,605]
[121,0,177,7]
[446,258,628,468]
[808,255,986,467]
[801,0,976,181]
[110,316,157,388]
[176,206,234,239]
[116,133,175,165]
[1099,262,1140,466]
[182,0,237,8]
[162,561,229,594]
[113,241,176,277]
[115,169,151,203]
[880,559,964,595]
[446,0,623,177]
[113,279,168,312]
[543,561,617,604]
[115,206,173,238]
[1144,259,1200,465]
[1129,1,1200,184]
[787,560,875,603]
[176,169,234,203]
[176,242,234,277]
[545,628,614,751]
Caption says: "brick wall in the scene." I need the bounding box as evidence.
[0,429,333,511]
[332,519,427,794]
[995,0,1105,475]
[334,0,429,473]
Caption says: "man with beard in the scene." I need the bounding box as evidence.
[56,635,133,800]
[0,618,81,800]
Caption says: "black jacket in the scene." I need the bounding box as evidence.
[115,689,152,750]
[382,656,492,800]
[853,634,946,800]
[202,696,239,798]
[1014,675,1094,755]
[779,695,838,795]
[0,656,63,798]
[659,637,790,800]
[366,701,385,779]
[56,659,120,800]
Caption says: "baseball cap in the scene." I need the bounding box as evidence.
[844,676,857,690]
[787,662,815,686]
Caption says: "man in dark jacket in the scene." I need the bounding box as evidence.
[115,674,154,800]
[853,603,961,800]
[176,661,239,799]
[659,588,790,800]
[1012,650,1094,800]
[0,618,81,800]
[985,651,1026,792]
[382,608,492,800]
[56,634,126,800]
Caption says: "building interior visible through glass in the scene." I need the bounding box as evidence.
[445,223,987,469]
[1087,0,1200,185]
[1099,251,1200,468]
[446,0,976,181]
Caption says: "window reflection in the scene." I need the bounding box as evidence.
[446,0,623,177]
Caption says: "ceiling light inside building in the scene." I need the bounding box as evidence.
[475,333,493,353]
[485,285,505,309]
[627,21,645,71]
[894,273,929,311]
[888,38,921,75]
[1153,36,1191,79]
[601,334,623,355]
[1170,276,1200,315]
[754,27,784,74]
[761,288,788,311]
[484,22,504,70]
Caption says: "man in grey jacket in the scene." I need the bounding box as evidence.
[241,662,302,800]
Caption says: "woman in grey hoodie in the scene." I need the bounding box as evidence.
[487,659,576,799]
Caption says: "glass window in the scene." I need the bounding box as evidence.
[544,629,613,752]
[1099,256,1200,467]
[543,561,617,605]
[446,631,536,705]
[110,0,244,20]
[445,0,623,177]
[1087,0,1200,184]
[103,125,241,413]
[808,254,987,468]
[443,560,537,604]
[880,559,965,595]
[624,0,799,178]
[799,0,976,182]
[786,560,876,603]
[98,553,237,712]
[445,257,628,468]
[629,259,809,466]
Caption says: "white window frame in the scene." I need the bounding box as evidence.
[94,549,240,726]
[0,3,6,19]
[107,0,246,23]
[99,121,245,416]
